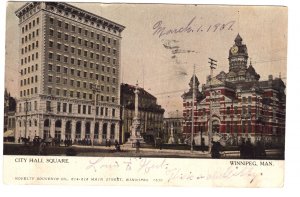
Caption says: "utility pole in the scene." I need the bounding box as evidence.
[191,65,196,152]
[92,80,101,147]
[208,58,217,152]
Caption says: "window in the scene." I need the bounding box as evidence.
[49,18,54,24]
[226,122,230,133]
[48,75,53,82]
[242,97,246,104]
[226,106,230,114]
[248,96,252,103]
[83,105,86,114]
[69,104,72,113]
[48,87,52,94]
[88,106,91,114]
[78,105,81,113]
[234,106,238,114]
[57,32,61,38]
[56,89,60,96]
[64,34,68,41]
[63,103,67,112]
[56,77,60,84]
[57,43,61,49]
[46,101,51,112]
[242,121,246,133]
[49,41,53,47]
[48,52,53,59]
[72,25,75,32]
[242,106,246,115]
[49,29,54,36]
[57,102,61,112]
[57,20,62,27]
[248,120,252,133]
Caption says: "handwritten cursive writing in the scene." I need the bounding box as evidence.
[138,158,168,174]
[153,17,235,38]
[86,158,119,172]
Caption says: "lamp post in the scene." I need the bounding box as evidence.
[92,80,101,147]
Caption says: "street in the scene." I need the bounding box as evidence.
[3,143,284,159]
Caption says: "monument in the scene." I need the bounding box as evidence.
[126,82,145,146]
[168,123,175,144]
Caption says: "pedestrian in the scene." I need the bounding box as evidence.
[239,140,246,159]
[115,140,121,152]
[105,139,108,147]
[211,141,221,159]
[38,139,46,155]
[108,139,111,147]
[136,140,140,153]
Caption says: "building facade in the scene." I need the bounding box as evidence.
[182,34,286,146]
[120,83,165,144]
[15,2,125,143]
[4,89,16,141]
[163,117,184,144]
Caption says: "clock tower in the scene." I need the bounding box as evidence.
[228,34,248,72]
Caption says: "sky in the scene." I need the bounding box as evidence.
[5,2,287,117]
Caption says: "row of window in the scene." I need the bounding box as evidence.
[18,101,38,112]
[48,51,117,65]
[21,29,39,44]
[45,101,116,117]
[48,63,116,75]
[46,87,116,103]
[20,64,38,76]
[48,39,117,56]
[21,17,40,33]
[48,17,118,45]
[20,87,38,97]
[47,76,116,92]
[21,52,39,65]
[20,75,38,86]
[48,72,116,85]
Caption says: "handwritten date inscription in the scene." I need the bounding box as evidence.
[153,17,235,38]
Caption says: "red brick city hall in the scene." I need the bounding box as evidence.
[182,34,286,146]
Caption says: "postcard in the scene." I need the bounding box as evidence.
[3,1,287,187]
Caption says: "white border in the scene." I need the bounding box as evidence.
[1,0,300,196]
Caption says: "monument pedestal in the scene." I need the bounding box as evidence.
[124,117,145,148]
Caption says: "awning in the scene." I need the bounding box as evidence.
[4,130,14,137]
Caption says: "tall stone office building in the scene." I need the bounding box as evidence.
[15,2,125,144]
